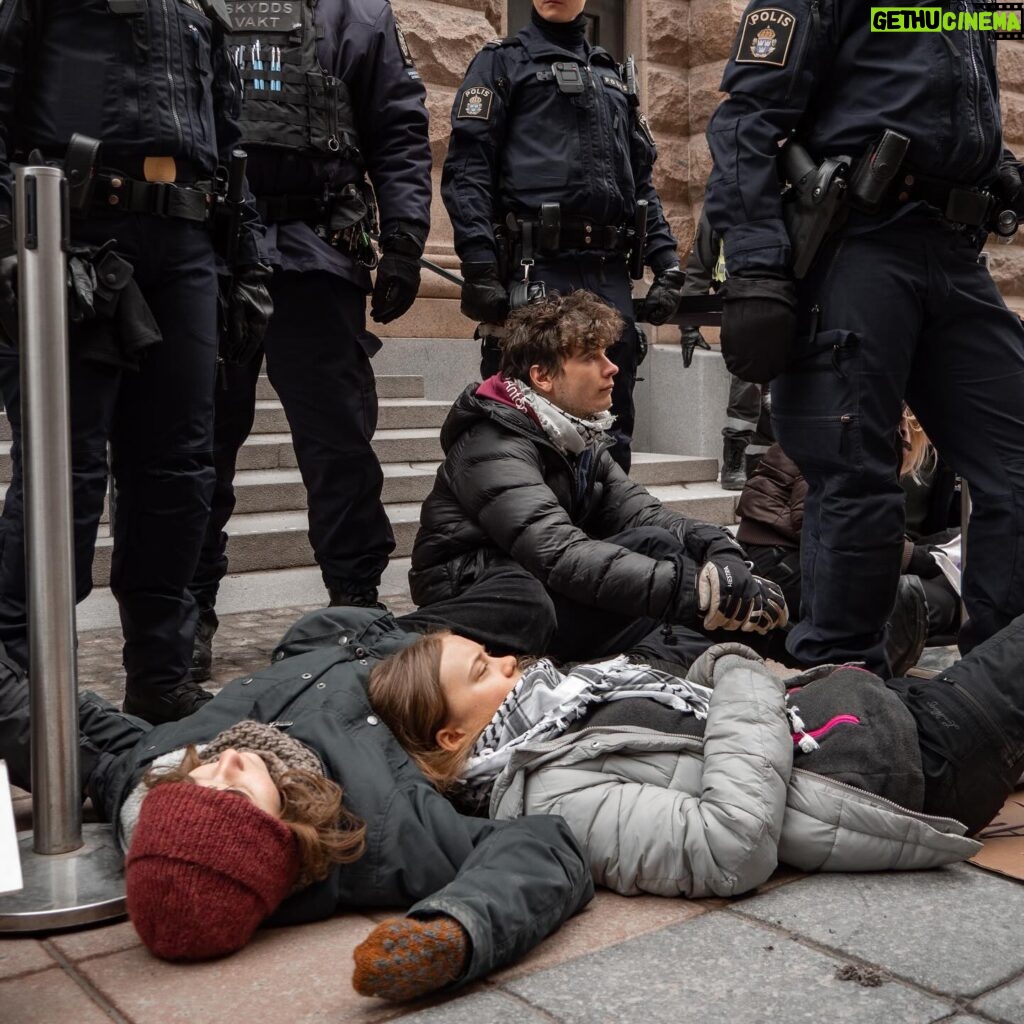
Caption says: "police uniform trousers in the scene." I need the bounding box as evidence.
[0,215,218,698]
[190,270,395,610]
[482,254,639,472]
[771,208,1024,673]
[724,375,773,448]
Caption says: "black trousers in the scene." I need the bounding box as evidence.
[484,255,639,472]
[772,211,1024,672]
[888,612,1024,834]
[190,271,394,609]
[0,215,217,699]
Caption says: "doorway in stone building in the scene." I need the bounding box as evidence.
[507,0,626,60]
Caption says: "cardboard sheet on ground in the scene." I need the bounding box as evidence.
[969,788,1024,882]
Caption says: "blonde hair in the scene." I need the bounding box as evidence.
[145,748,366,883]
[900,406,934,482]
[368,631,478,790]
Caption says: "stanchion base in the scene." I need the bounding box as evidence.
[0,823,126,932]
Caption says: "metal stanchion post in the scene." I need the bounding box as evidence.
[960,478,970,626]
[0,165,125,931]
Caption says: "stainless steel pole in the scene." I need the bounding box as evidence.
[18,166,81,854]
[0,164,125,931]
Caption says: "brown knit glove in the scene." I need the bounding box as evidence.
[352,916,470,1001]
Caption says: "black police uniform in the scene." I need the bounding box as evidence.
[706,0,1024,671]
[0,0,265,721]
[442,9,679,471]
[188,0,432,619]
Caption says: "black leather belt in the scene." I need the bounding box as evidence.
[883,170,992,228]
[503,215,629,255]
[89,171,214,222]
[255,194,327,225]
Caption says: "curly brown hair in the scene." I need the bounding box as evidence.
[144,748,366,884]
[499,290,623,383]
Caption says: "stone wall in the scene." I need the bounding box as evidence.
[377,1,1024,339]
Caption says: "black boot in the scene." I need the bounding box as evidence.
[123,680,214,726]
[190,607,219,683]
[720,436,748,491]
[884,575,929,676]
[328,587,386,610]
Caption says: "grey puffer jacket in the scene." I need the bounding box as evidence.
[489,653,979,898]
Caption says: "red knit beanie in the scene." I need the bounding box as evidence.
[125,782,300,961]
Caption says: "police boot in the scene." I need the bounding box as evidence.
[191,607,219,683]
[883,575,929,677]
[123,680,214,726]
[328,587,387,611]
[720,436,748,491]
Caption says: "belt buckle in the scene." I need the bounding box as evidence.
[147,180,173,216]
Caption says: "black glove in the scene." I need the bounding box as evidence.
[718,275,797,384]
[371,253,421,324]
[996,160,1024,217]
[905,544,942,580]
[222,263,273,365]
[0,252,16,347]
[639,266,685,326]
[460,262,509,323]
[697,553,789,634]
[679,326,711,368]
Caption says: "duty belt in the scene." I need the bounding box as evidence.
[882,170,992,228]
[255,194,327,225]
[503,214,629,256]
[89,170,214,222]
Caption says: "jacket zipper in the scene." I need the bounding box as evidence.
[784,0,820,103]
[960,1,985,177]
[161,0,184,148]
[949,676,1020,766]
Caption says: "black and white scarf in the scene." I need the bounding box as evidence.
[460,656,712,799]
[506,377,615,455]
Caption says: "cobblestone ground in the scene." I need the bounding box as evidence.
[77,596,418,706]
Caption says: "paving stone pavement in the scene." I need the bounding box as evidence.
[4,605,1024,1023]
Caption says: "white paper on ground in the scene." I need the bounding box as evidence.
[0,761,24,894]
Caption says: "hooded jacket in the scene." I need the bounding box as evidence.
[0,607,593,982]
[489,650,978,898]
[409,381,741,625]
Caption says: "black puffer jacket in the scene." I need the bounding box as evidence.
[410,384,740,624]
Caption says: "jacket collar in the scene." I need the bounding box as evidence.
[515,20,615,67]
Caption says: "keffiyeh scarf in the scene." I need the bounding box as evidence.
[503,377,616,455]
[460,656,713,800]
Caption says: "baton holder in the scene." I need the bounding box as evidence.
[0,166,125,932]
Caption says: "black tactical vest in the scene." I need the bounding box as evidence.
[224,0,363,163]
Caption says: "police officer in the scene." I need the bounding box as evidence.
[706,1,1024,672]
[187,0,432,679]
[442,0,683,471]
[0,0,268,724]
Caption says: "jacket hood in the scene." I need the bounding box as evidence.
[440,381,548,454]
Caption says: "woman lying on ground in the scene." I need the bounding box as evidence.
[369,618,1024,899]
[0,607,592,1001]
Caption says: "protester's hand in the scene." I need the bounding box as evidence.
[352,916,469,1001]
[371,252,420,324]
[460,262,509,323]
[697,553,789,634]
[638,266,685,325]
[904,543,942,580]
[679,326,711,368]
[718,274,797,384]
[222,263,273,365]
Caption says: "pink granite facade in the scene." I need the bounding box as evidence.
[376,1,1024,338]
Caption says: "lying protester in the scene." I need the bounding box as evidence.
[409,289,788,668]
[368,616,1024,898]
[0,607,592,1000]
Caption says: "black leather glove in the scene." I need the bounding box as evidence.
[222,263,273,365]
[718,275,797,384]
[697,552,789,634]
[639,266,685,326]
[460,262,510,323]
[0,253,16,347]
[996,160,1024,217]
[371,252,420,324]
[679,326,711,368]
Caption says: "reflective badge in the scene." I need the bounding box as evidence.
[636,111,655,146]
[734,7,797,67]
[395,21,415,68]
[457,86,493,121]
